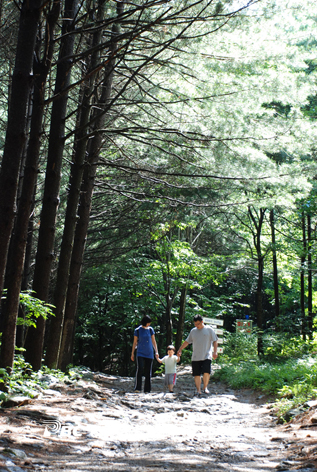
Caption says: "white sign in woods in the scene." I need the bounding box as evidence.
[203,317,224,354]
[203,317,224,326]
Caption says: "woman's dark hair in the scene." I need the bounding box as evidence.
[141,315,152,326]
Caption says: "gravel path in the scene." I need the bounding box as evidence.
[0,367,316,471]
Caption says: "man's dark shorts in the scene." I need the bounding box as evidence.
[192,359,211,376]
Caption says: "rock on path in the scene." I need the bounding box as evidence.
[0,367,316,471]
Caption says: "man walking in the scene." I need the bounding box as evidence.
[177,314,218,395]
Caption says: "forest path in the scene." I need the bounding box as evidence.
[0,367,316,471]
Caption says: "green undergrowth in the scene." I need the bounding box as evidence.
[213,332,317,420]
[0,292,89,406]
[0,355,91,407]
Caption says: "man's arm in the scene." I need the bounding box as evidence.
[177,340,189,357]
[212,340,218,359]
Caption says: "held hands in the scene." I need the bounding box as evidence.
[155,353,163,364]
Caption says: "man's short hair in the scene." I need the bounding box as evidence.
[193,314,203,322]
[141,314,152,326]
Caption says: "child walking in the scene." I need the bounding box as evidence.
[156,345,180,393]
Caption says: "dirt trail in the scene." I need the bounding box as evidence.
[0,367,316,471]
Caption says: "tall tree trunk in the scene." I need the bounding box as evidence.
[0,2,60,369]
[270,209,280,327]
[58,161,97,370]
[175,286,187,352]
[24,0,78,370]
[58,1,122,371]
[248,206,266,356]
[307,214,313,340]
[45,0,106,368]
[166,295,173,347]
[16,204,36,347]
[16,221,33,348]
[256,256,264,355]
[44,83,87,368]
[0,0,43,301]
[162,253,178,347]
[301,212,307,340]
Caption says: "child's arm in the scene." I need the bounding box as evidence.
[176,355,180,363]
[155,353,163,363]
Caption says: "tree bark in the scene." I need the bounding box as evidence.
[0,0,43,302]
[301,212,307,340]
[0,1,60,369]
[58,1,122,371]
[16,206,36,348]
[58,159,97,370]
[307,214,313,340]
[256,256,264,355]
[162,250,178,347]
[24,0,78,370]
[270,209,280,326]
[175,286,187,352]
[248,206,266,356]
[165,294,173,347]
[45,0,106,369]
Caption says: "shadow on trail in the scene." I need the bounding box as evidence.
[38,438,279,472]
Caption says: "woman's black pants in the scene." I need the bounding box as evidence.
[135,356,153,392]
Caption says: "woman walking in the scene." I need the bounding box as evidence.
[131,315,158,393]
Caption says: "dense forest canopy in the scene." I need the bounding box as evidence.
[0,0,316,375]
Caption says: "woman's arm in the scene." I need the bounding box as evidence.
[151,334,158,357]
[131,335,138,361]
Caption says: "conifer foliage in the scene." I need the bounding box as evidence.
[0,0,316,372]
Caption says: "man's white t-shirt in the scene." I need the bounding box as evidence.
[185,325,218,361]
